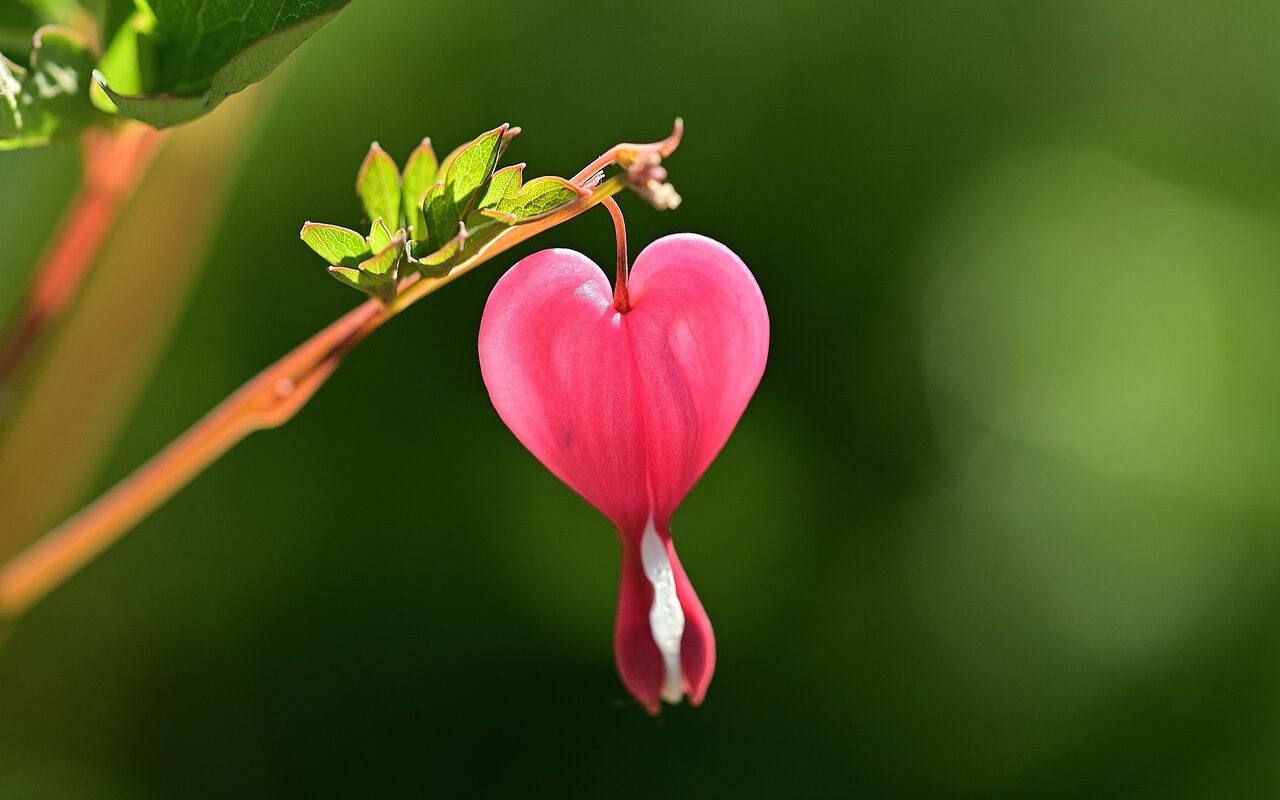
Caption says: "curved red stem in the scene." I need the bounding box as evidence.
[604,197,630,313]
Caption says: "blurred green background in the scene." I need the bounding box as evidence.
[4,0,1280,795]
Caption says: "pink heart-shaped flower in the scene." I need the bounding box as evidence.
[478,233,769,712]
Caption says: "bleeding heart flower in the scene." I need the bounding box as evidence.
[478,232,769,713]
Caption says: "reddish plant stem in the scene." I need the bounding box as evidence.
[0,297,382,617]
[0,118,684,619]
[0,125,161,393]
[604,197,630,313]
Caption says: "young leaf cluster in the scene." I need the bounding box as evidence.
[300,125,585,302]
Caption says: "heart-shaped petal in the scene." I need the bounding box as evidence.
[478,233,769,711]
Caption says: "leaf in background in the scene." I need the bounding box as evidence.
[300,222,369,269]
[0,25,100,150]
[89,0,151,112]
[94,0,350,129]
[401,137,437,240]
[0,59,21,131]
[356,142,401,231]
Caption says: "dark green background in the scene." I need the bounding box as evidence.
[4,0,1280,796]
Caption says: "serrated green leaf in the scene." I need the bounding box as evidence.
[500,176,581,220]
[0,25,100,150]
[357,143,400,231]
[412,211,519,278]
[409,170,581,277]
[328,265,362,286]
[412,125,512,254]
[327,233,402,303]
[368,217,393,253]
[401,137,436,240]
[410,222,466,277]
[300,222,368,268]
[479,164,524,210]
[442,124,508,219]
[359,234,403,277]
[458,211,513,257]
[422,180,452,252]
[94,0,349,129]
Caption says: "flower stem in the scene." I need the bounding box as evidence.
[604,197,630,313]
[0,120,681,620]
[0,124,160,396]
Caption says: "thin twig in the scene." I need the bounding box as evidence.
[0,118,682,619]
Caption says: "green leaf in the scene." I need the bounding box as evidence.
[441,124,508,219]
[357,142,401,231]
[89,1,150,111]
[409,222,466,277]
[300,222,369,268]
[457,211,513,258]
[0,25,100,150]
[479,208,518,225]
[359,235,402,277]
[410,211,518,279]
[499,176,582,220]
[326,234,403,303]
[479,164,524,210]
[401,137,437,240]
[94,0,350,129]
[414,125,510,253]
[368,217,393,253]
[421,180,452,252]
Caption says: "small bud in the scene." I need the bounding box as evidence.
[621,149,681,210]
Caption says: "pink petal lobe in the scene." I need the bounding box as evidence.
[626,234,770,525]
[478,248,650,532]
[613,523,715,714]
[666,534,716,705]
[614,536,666,714]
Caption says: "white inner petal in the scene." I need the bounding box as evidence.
[641,517,685,704]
